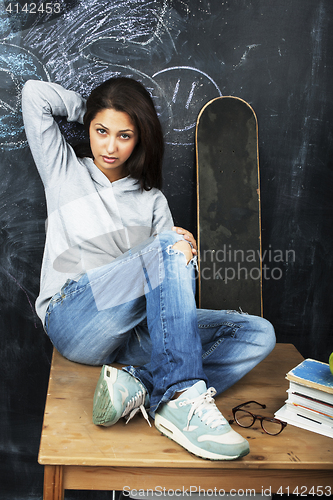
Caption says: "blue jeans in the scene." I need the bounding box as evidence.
[45,230,276,415]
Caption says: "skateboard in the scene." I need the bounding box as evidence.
[196,96,263,316]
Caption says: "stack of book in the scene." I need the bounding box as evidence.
[275,358,333,438]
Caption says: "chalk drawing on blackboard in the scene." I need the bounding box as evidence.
[81,0,179,66]
[234,44,261,70]
[0,8,12,39]
[152,66,222,145]
[83,37,173,68]
[65,0,176,65]
[0,43,50,149]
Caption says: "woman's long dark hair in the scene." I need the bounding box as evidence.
[74,77,164,191]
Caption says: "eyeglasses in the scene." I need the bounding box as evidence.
[229,401,287,436]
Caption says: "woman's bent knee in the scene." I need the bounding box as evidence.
[158,229,183,247]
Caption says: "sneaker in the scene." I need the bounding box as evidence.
[93,365,150,427]
[154,381,249,460]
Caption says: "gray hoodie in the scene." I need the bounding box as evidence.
[22,80,173,324]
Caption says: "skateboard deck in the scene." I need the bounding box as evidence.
[196,96,263,316]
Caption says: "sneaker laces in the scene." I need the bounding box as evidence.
[185,387,227,431]
[123,390,151,427]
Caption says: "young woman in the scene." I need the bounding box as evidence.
[22,77,275,461]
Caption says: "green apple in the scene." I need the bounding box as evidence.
[330,352,333,375]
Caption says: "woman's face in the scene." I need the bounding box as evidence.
[89,108,138,182]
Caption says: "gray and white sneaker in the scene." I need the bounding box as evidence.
[93,365,150,427]
[155,381,249,460]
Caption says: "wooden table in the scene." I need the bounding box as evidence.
[39,344,333,499]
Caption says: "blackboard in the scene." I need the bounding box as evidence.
[1,0,333,498]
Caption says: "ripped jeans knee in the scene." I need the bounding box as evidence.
[166,243,198,272]
[155,230,198,270]
[171,240,193,264]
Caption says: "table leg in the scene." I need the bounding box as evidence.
[43,465,64,500]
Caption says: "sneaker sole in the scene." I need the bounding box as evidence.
[93,366,119,427]
[155,413,250,461]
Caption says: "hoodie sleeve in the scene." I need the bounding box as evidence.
[152,190,174,235]
[21,79,86,188]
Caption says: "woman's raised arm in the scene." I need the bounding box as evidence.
[21,80,86,188]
